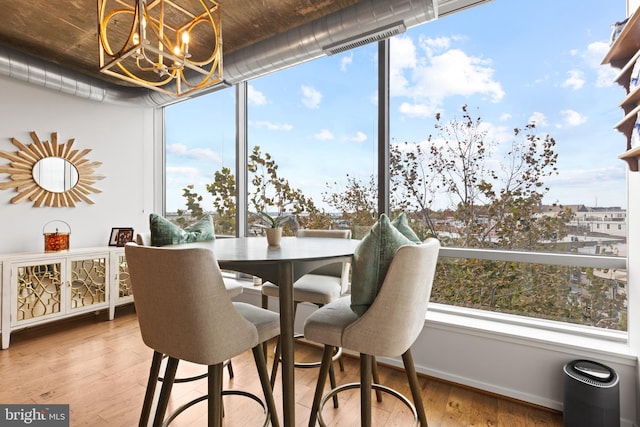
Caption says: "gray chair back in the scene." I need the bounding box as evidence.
[296,228,351,293]
[342,238,440,357]
[125,243,258,366]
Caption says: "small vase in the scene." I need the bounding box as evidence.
[266,227,282,246]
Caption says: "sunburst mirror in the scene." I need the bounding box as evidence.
[0,131,104,207]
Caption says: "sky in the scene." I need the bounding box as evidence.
[165,0,629,213]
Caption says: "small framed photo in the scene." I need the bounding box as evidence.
[109,227,134,247]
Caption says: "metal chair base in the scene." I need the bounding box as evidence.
[158,356,234,383]
[316,382,419,427]
[162,389,270,427]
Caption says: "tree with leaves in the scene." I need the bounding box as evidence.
[324,105,624,330]
[176,146,332,235]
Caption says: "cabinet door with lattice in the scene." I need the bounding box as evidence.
[68,254,110,313]
[10,259,65,326]
[111,249,133,307]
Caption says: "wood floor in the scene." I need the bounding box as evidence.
[0,305,563,426]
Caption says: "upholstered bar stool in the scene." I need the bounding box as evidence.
[261,229,351,404]
[135,232,239,380]
[125,243,280,427]
[304,239,440,427]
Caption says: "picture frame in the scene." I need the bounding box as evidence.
[109,227,134,247]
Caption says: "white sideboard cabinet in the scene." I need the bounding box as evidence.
[1,247,133,349]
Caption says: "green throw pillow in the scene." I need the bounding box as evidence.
[350,214,416,317]
[149,213,215,246]
[391,212,421,243]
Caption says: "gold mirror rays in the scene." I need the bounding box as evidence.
[0,132,104,207]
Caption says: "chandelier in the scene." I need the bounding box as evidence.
[98,0,222,97]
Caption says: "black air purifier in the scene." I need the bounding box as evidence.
[563,359,619,427]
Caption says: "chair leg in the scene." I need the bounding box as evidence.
[328,354,339,408]
[269,301,299,388]
[252,346,281,427]
[269,336,281,388]
[402,349,428,427]
[139,351,163,427]
[208,364,224,427]
[308,345,335,427]
[226,359,234,379]
[261,294,269,356]
[360,354,373,427]
[371,356,383,402]
[153,356,179,427]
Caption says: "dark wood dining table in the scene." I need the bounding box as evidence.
[173,235,359,426]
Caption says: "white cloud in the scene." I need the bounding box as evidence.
[586,41,617,88]
[315,129,334,140]
[482,122,513,146]
[389,36,420,97]
[340,53,353,72]
[499,113,512,121]
[391,36,417,74]
[420,35,452,56]
[347,131,367,143]
[165,166,200,179]
[561,70,585,90]
[559,109,587,127]
[167,143,221,162]
[254,121,293,131]
[301,85,322,109]
[248,84,267,105]
[399,102,437,118]
[528,112,548,127]
[544,165,626,206]
[585,41,610,67]
[390,35,504,117]
[420,49,505,103]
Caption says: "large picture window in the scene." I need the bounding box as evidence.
[164,0,627,332]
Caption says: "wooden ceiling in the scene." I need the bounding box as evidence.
[0,0,360,87]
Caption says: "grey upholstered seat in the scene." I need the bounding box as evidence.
[304,238,440,427]
[261,229,351,305]
[261,229,351,393]
[125,243,280,427]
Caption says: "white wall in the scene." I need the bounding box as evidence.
[0,75,157,254]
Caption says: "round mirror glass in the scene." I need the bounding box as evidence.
[32,157,79,193]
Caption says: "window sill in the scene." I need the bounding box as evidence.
[426,303,635,363]
[238,275,635,364]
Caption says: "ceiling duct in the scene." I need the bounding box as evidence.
[323,22,407,55]
[0,0,439,106]
[220,0,438,87]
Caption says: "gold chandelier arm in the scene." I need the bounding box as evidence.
[98,6,138,58]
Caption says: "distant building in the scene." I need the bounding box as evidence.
[538,204,627,238]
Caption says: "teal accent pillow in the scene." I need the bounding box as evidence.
[350,214,416,316]
[149,214,215,247]
[391,212,421,243]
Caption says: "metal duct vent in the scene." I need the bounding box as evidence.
[323,22,407,55]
